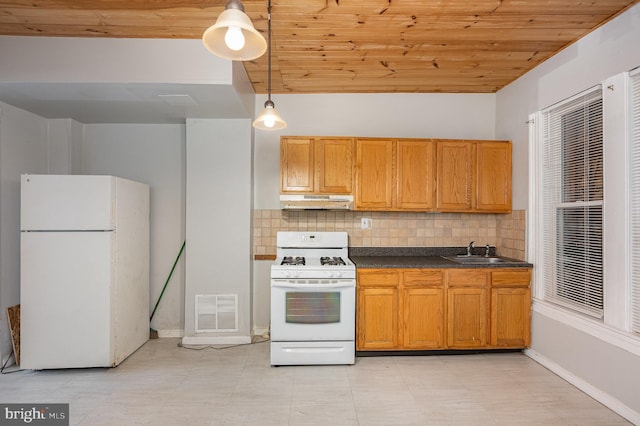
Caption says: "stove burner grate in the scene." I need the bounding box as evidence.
[281,256,305,266]
[320,256,346,266]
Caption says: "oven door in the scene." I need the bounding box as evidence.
[270,279,355,342]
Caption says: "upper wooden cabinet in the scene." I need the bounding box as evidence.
[281,136,511,212]
[281,137,314,192]
[354,138,394,209]
[280,137,353,194]
[436,140,512,212]
[354,138,436,211]
[397,139,436,210]
[436,141,474,211]
[476,142,512,212]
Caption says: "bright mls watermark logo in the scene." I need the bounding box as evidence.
[0,404,68,425]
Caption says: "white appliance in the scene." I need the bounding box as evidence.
[20,174,150,369]
[270,231,356,366]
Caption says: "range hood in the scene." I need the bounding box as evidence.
[280,194,353,210]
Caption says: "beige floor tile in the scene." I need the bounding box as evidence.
[0,338,632,425]
[289,400,358,425]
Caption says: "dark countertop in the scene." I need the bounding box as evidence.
[349,247,533,269]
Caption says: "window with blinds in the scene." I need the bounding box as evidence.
[542,87,604,318]
[630,68,640,334]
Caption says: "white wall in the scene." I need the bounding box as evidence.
[496,4,640,210]
[0,102,49,363]
[183,119,252,344]
[48,119,84,174]
[495,3,640,421]
[0,37,232,85]
[83,124,186,335]
[0,112,197,345]
[529,312,640,421]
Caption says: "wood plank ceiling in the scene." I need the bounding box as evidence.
[0,0,638,94]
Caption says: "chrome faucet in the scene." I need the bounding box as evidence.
[485,244,491,257]
[466,241,474,256]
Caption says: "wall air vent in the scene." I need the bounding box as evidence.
[195,294,238,332]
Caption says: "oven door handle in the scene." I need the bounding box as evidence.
[271,281,355,290]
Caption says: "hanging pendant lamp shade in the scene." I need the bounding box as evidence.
[253,0,287,130]
[202,0,267,61]
[253,99,287,130]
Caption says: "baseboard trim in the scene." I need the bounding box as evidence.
[525,348,640,425]
[252,327,269,338]
[156,329,184,338]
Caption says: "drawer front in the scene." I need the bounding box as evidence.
[446,269,489,287]
[357,269,400,287]
[403,270,443,287]
[491,269,531,287]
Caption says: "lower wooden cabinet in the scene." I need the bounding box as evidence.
[358,287,399,349]
[446,287,488,348]
[357,270,399,350]
[402,270,444,348]
[446,269,489,348]
[490,270,532,348]
[357,269,444,351]
[357,267,531,352]
[403,287,444,349]
[356,269,444,350]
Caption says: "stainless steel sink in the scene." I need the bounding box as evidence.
[443,255,512,264]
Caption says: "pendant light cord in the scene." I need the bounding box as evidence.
[267,0,272,103]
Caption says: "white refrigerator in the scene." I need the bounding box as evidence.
[20,174,150,369]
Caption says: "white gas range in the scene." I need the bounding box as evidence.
[270,231,356,366]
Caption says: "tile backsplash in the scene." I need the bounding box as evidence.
[254,210,527,260]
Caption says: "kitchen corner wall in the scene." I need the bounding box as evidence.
[253,209,526,261]
[184,119,252,345]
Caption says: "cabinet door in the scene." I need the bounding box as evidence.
[436,141,474,211]
[357,269,400,350]
[402,287,444,349]
[280,137,314,192]
[490,287,531,348]
[396,139,436,210]
[355,139,394,210]
[476,142,512,211]
[490,269,531,348]
[316,138,353,194]
[447,287,488,348]
[357,287,399,350]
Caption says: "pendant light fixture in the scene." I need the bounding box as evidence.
[253,0,287,130]
[202,0,267,61]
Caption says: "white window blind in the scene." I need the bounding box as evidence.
[630,68,640,334]
[542,87,604,318]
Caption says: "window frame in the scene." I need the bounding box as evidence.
[630,67,640,334]
[528,70,640,356]
[540,86,604,318]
